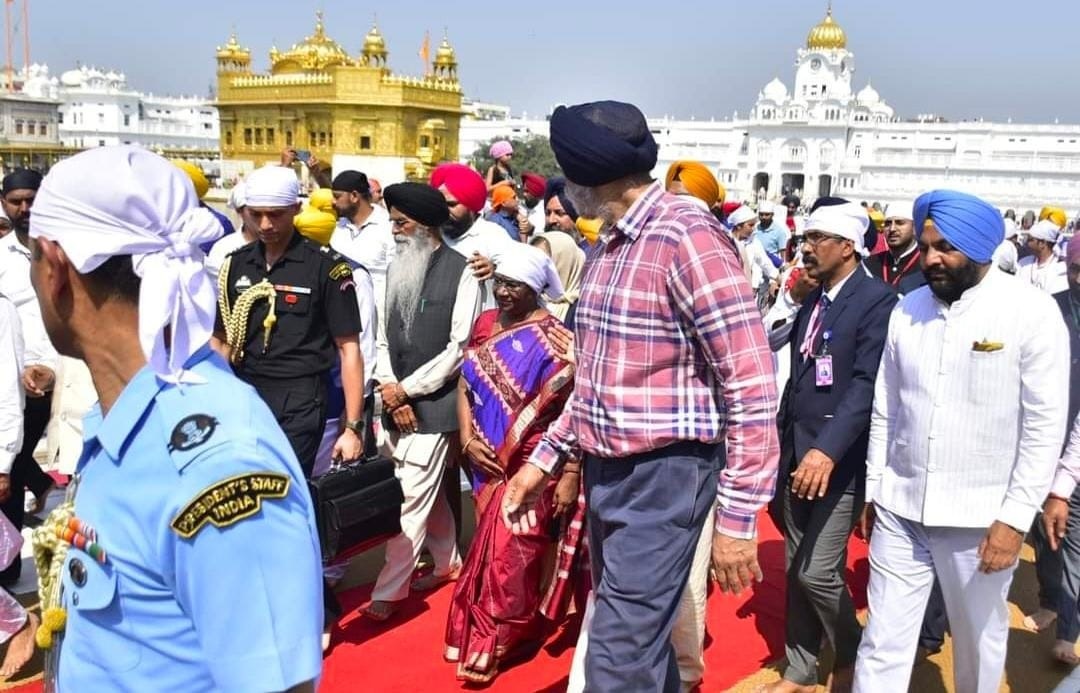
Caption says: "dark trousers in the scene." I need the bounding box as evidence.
[0,393,55,585]
[782,483,863,685]
[584,442,720,693]
[244,374,327,478]
[1032,485,1080,643]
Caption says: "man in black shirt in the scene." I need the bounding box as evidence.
[866,201,924,297]
[213,165,365,477]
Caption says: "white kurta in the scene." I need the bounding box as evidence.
[1016,254,1068,294]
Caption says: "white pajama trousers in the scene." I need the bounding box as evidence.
[854,506,1015,693]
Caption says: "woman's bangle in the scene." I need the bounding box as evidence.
[462,435,477,452]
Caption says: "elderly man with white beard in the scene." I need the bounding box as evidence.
[364,182,483,622]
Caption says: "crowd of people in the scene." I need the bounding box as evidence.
[0,97,1076,692]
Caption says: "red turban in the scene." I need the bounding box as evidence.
[522,172,546,199]
[430,163,486,214]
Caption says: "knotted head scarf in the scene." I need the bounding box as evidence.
[913,190,1003,264]
[496,243,565,301]
[30,145,223,383]
[549,100,658,187]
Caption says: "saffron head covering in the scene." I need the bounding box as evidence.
[491,185,517,210]
[1027,219,1061,244]
[172,160,209,200]
[244,166,300,208]
[1068,233,1080,266]
[308,188,335,214]
[575,216,602,244]
[806,201,869,254]
[549,100,658,187]
[521,172,547,199]
[384,182,450,228]
[913,190,1003,264]
[30,145,223,383]
[489,140,514,160]
[1040,206,1068,229]
[495,243,564,301]
[293,205,336,246]
[1,168,43,196]
[665,160,721,208]
[430,163,486,214]
[543,177,579,221]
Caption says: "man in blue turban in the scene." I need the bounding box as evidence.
[854,189,1068,691]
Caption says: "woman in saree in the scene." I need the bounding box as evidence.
[444,244,581,683]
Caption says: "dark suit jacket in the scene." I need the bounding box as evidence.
[777,268,898,494]
[1054,290,1080,430]
[866,250,925,297]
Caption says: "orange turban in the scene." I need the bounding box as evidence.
[1040,206,1068,229]
[665,160,721,208]
[491,185,517,209]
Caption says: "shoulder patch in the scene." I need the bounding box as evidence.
[168,414,219,452]
[328,261,353,281]
[171,472,291,539]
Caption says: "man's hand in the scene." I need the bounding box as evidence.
[1043,497,1070,552]
[469,252,495,281]
[711,532,763,595]
[22,364,55,397]
[548,324,575,364]
[790,448,835,499]
[379,382,408,411]
[280,148,297,167]
[390,404,419,435]
[553,470,579,517]
[856,502,876,542]
[501,463,548,534]
[978,520,1024,573]
[789,270,820,305]
[463,436,502,478]
[331,428,363,465]
[0,474,10,504]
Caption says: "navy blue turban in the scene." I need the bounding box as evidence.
[914,190,1003,263]
[549,101,658,187]
[2,168,42,195]
[543,177,578,221]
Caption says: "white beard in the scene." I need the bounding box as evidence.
[386,227,436,338]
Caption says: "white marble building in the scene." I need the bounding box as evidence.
[460,9,1080,216]
[19,64,219,153]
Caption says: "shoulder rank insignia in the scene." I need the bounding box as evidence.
[171,472,291,539]
[168,414,219,452]
[329,261,353,281]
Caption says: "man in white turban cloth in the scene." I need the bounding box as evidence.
[1017,219,1068,293]
[27,146,323,691]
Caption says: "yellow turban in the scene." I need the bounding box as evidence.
[665,160,721,208]
[1040,206,1067,229]
[294,205,336,246]
[576,216,602,245]
[868,208,885,229]
[309,188,335,215]
[171,160,209,200]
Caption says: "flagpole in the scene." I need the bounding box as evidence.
[4,0,12,92]
[21,0,28,74]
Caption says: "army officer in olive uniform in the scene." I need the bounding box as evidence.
[213,165,365,477]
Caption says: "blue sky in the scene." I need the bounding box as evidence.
[27,0,1080,123]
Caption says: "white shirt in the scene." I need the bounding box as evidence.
[442,218,516,309]
[527,203,547,239]
[0,296,23,474]
[329,205,395,311]
[0,233,57,368]
[45,356,95,476]
[352,268,378,395]
[374,253,482,399]
[205,232,250,283]
[1053,415,1080,499]
[992,240,1018,274]
[743,237,779,290]
[1017,254,1068,294]
[867,269,1069,531]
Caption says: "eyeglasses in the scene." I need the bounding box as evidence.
[493,276,529,292]
[803,231,849,247]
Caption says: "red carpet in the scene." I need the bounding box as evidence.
[320,510,870,692]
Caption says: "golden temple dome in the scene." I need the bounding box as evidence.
[216,31,250,61]
[360,22,389,67]
[434,35,456,67]
[806,8,847,50]
[271,11,355,74]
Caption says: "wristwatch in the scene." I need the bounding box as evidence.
[343,419,364,435]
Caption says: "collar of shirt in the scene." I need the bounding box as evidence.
[251,230,305,268]
[82,345,214,464]
[2,233,29,260]
[338,205,389,239]
[888,243,918,264]
[613,180,664,241]
[931,263,998,316]
[823,264,859,302]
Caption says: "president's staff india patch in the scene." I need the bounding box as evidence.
[171,472,291,539]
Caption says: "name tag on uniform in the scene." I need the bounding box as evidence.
[815,355,834,387]
[272,284,312,295]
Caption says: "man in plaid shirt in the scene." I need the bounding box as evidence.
[502,100,780,691]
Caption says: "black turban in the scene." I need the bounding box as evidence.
[782,194,801,208]
[549,101,658,187]
[2,169,42,196]
[331,170,370,194]
[543,177,579,222]
[383,182,449,228]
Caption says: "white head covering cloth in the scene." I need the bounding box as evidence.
[228,181,247,210]
[1002,218,1019,240]
[885,200,915,222]
[728,206,758,227]
[244,165,300,207]
[1028,219,1060,243]
[496,244,565,301]
[30,146,223,384]
[806,202,869,254]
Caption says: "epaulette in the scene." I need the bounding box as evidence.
[225,239,256,257]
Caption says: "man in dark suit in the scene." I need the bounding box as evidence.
[764,200,896,693]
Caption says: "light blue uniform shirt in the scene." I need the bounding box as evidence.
[57,346,323,692]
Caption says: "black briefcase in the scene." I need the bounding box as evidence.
[307,457,404,563]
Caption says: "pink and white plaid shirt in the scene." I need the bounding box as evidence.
[530,182,780,539]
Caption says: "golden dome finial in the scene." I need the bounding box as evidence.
[314,10,325,38]
[361,17,389,67]
[807,5,847,50]
[270,11,355,73]
[216,28,251,62]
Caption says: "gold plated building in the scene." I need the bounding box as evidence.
[215,12,462,180]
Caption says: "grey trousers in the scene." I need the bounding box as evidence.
[782,482,864,686]
[1031,485,1080,643]
[584,442,720,693]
